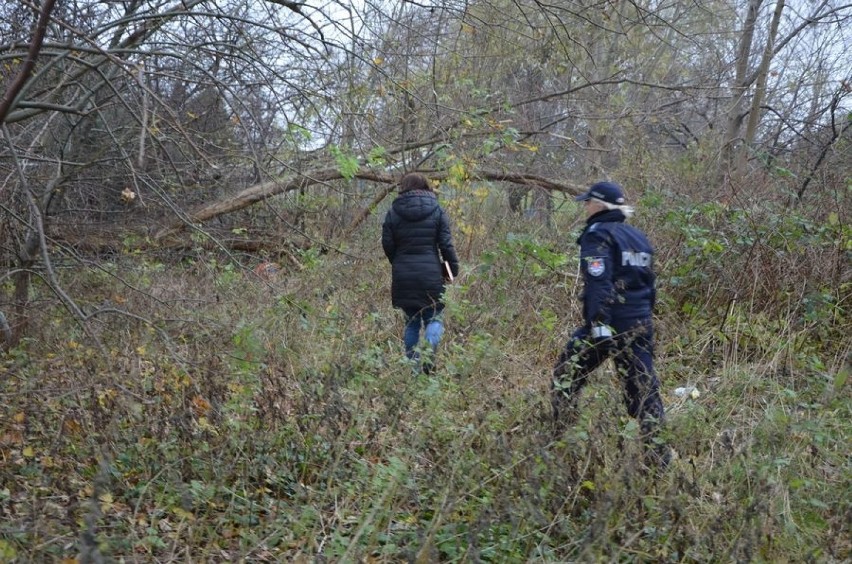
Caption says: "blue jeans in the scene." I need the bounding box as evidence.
[402,306,444,361]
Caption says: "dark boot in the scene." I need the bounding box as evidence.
[640,416,671,470]
[420,346,436,375]
[551,383,578,434]
[644,441,672,470]
[552,348,581,433]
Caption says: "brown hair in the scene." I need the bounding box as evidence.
[399,173,432,193]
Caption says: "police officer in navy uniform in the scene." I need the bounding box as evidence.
[552,181,670,468]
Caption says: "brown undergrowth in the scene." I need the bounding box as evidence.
[0,191,849,562]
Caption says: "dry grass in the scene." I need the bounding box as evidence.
[0,192,849,562]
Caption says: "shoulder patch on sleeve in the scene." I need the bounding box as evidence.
[586,256,606,277]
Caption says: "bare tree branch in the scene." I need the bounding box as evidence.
[0,0,57,124]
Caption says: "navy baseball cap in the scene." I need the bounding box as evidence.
[574,181,626,205]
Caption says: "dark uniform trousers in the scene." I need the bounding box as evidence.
[552,317,665,434]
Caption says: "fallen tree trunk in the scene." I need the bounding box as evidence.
[154,167,584,240]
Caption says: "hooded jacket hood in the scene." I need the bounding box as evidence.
[392,190,439,222]
[576,208,626,244]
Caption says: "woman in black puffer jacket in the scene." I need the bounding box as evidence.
[382,173,460,373]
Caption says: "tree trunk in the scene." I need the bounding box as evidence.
[720,0,764,187]
[154,169,583,240]
[7,232,39,349]
[740,0,785,173]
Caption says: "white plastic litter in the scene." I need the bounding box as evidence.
[674,386,700,399]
